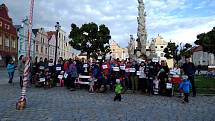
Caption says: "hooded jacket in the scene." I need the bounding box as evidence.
[179,79,192,93]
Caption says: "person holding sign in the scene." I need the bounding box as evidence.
[125,62,132,90]
[138,62,147,93]
[55,59,63,86]
[67,60,78,91]
[119,61,126,90]
[144,59,156,95]
[102,60,110,85]
[130,61,139,92]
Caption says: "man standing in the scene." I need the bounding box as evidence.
[182,58,196,97]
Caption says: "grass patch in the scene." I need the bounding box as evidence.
[195,75,215,94]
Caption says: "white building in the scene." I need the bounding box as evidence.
[57,29,66,59]
[64,37,74,59]
[47,31,56,60]
[47,31,74,61]
[145,34,173,67]
[32,28,48,61]
[192,46,215,66]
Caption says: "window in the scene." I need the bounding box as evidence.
[20,44,22,50]
[45,48,47,54]
[155,46,157,48]
[5,36,9,47]
[0,21,2,27]
[4,24,10,30]
[0,34,2,45]
[12,39,16,48]
[36,45,38,52]
[161,46,163,48]
[113,49,115,52]
[7,25,10,30]
[41,46,43,53]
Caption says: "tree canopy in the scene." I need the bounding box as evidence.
[164,42,193,64]
[195,27,215,54]
[179,43,192,58]
[163,42,180,64]
[69,22,111,59]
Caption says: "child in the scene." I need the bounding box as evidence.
[153,77,159,95]
[114,79,123,101]
[179,75,192,103]
[89,76,97,93]
[166,77,173,97]
[7,59,16,84]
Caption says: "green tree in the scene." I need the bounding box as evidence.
[195,27,215,54]
[179,43,192,58]
[163,42,181,64]
[69,22,111,59]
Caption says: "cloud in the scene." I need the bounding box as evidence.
[162,19,215,44]
[2,0,215,49]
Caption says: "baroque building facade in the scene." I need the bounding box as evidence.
[0,4,18,66]
[110,40,129,60]
[33,28,48,61]
[16,17,36,59]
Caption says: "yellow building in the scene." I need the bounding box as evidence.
[110,40,128,60]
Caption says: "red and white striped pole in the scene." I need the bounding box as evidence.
[16,0,34,110]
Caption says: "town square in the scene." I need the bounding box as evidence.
[0,0,215,121]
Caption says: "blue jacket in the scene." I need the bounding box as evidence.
[68,63,78,77]
[7,64,16,73]
[179,79,192,93]
[92,65,103,79]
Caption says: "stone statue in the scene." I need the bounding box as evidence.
[128,35,136,59]
[137,0,147,59]
[148,39,157,59]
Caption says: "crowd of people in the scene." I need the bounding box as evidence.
[7,55,197,103]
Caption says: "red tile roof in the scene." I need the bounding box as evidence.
[0,4,17,36]
[192,46,203,52]
[47,31,56,40]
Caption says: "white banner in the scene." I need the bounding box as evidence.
[120,66,126,70]
[166,83,172,89]
[129,68,136,72]
[113,67,120,71]
[39,78,45,82]
[102,65,108,69]
[56,67,62,71]
[58,75,63,79]
[136,71,141,75]
[83,64,88,68]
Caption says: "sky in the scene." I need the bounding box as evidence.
[1,0,215,48]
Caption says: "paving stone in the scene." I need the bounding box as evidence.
[0,82,215,121]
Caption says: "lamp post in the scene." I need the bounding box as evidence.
[54,22,61,66]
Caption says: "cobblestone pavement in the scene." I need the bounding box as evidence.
[0,68,19,85]
[0,82,215,121]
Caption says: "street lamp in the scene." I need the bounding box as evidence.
[54,22,61,66]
